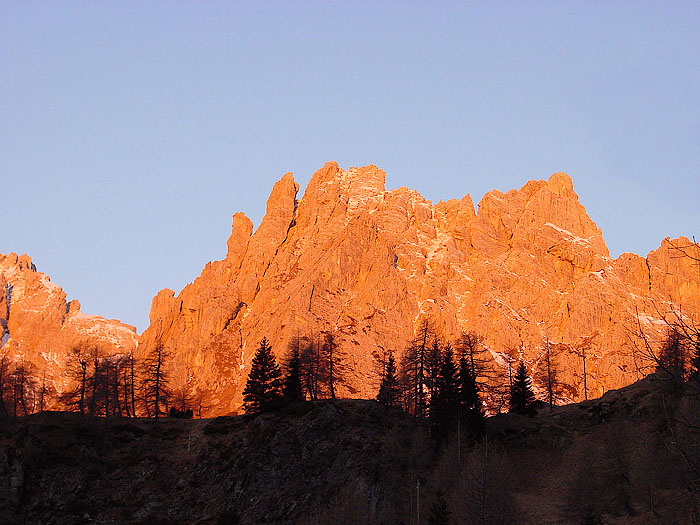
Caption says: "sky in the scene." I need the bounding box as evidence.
[2,2,699,332]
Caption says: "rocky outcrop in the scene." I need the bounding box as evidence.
[139,162,700,415]
[0,253,138,406]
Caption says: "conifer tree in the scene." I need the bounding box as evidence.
[428,490,452,525]
[430,344,459,439]
[243,338,283,414]
[283,340,304,403]
[458,354,483,429]
[427,338,443,401]
[377,352,401,408]
[509,360,536,415]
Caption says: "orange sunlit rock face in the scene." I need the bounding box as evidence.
[0,253,138,406]
[139,162,700,415]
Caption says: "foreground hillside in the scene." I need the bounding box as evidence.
[1,374,699,524]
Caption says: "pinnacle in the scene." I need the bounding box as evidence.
[546,172,575,195]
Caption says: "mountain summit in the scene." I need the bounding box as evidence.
[132,162,700,414]
[0,252,138,398]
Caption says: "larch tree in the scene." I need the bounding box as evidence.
[122,351,138,418]
[320,332,346,400]
[300,334,321,401]
[242,337,283,414]
[60,344,90,414]
[536,339,561,411]
[142,343,171,419]
[194,389,210,418]
[37,368,49,412]
[401,320,432,418]
[171,378,194,418]
[10,363,36,416]
[456,331,493,389]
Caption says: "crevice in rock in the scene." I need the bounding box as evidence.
[223,302,247,331]
[644,257,652,291]
[0,319,9,348]
[5,284,12,323]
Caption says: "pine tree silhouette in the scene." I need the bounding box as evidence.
[458,354,483,429]
[283,342,304,403]
[509,360,536,415]
[243,338,283,414]
[427,338,443,401]
[430,344,459,440]
[377,352,401,408]
[428,490,452,524]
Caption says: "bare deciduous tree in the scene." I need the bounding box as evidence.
[142,343,171,419]
[535,339,563,410]
[299,334,321,401]
[401,320,433,418]
[320,332,346,400]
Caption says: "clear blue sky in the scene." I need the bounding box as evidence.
[2,2,699,332]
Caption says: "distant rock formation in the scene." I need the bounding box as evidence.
[0,253,138,406]
[138,162,700,415]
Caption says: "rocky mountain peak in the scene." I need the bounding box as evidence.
[3,163,696,416]
[0,252,138,406]
[546,171,575,196]
[226,212,253,262]
[136,162,700,415]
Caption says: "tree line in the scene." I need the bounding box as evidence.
[0,356,48,417]
[0,342,207,420]
[5,318,698,423]
[241,322,550,445]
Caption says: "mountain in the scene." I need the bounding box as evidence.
[0,253,138,405]
[137,161,700,415]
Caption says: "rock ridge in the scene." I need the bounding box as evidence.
[138,163,700,415]
[0,253,138,406]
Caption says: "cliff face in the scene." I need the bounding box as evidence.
[0,253,138,405]
[139,162,700,415]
